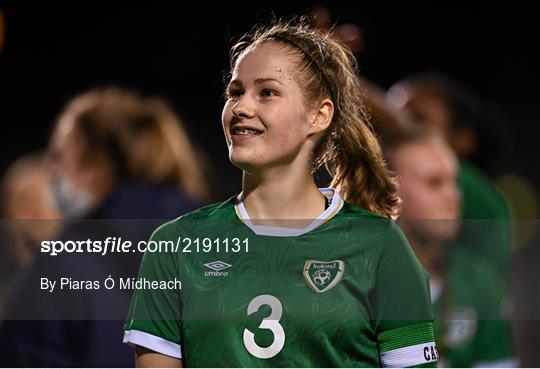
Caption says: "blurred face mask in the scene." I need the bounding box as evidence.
[50,176,93,219]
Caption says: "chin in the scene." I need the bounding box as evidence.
[425,219,461,243]
[229,151,258,172]
[230,145,276,169]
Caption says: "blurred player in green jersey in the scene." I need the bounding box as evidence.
[385,130,515,367]
[386,74,512,275]
[124,19,438,367]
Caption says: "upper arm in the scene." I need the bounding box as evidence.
[375,221,434,330]
[375,221,438,368]
[124,222,183,361]
[136,346,182,368]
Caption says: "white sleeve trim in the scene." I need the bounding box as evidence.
[123,329,182,359]
[380,342,438,367]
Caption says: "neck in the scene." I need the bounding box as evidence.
[241,164,325,227]
[399,225,445,278]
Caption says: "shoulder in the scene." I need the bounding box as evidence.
[335,202,417,268]
[336,202,392,237]
[459,160,509,216]
[338,201,405,247]
[447,246,506,310]
[448,245,502,287]
[447,245,507,320]
[339,201,390,221]
[449,245,495,273]
[183,195,237,219]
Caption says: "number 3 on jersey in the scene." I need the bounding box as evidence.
[243,294,285,359]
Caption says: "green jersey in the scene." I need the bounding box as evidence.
[458,161,512,273]
[124,189,437,367]
[432,245,515,367]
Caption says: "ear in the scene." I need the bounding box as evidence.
[308,98,334,135]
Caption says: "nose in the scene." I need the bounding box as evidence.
[445,181,461,212]
[231,96,255,119]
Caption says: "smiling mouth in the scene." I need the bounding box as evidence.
[231,128,263,136]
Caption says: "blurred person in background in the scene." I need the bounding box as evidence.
[0,152,62,319]
[308,16,518,364]
[311,4,520,271]
[47,87,209,219]
[387,73,510,177]
[1,152,62,266]
[386,73,513,275]
[0,87,210,367]
[384,130,515,367]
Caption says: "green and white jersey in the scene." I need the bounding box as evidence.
[124,188,438,367]
[432,245,515,368]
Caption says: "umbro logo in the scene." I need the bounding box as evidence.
[203,260,232,277]
[204,261,232,271]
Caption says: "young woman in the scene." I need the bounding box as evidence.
[124,20,437,368]
[384,131,514,367]
[0,88,209,367]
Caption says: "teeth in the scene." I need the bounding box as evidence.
[234,129,260,135]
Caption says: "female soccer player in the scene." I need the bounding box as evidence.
[124,20,437,367]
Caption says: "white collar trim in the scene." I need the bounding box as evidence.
[234,187,344,237]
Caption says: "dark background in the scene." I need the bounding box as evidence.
[1,2,539,200]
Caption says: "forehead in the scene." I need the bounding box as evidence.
[407,91,449,122]
[231,42,299,82]
[395,141,457,176]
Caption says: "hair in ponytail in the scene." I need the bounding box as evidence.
[229,18,399,218]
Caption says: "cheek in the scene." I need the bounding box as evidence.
[62,151,81,181]
[267,128,304,157]
[278,124,303,146]
[62,136,88,178]
[267,108,308,145]
[221,103,232,128]
[221,104,233,142]
[400,185,436,218]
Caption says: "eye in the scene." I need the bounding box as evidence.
[226,88,243,99]
[427,176,444,189]
[260,89,278,98]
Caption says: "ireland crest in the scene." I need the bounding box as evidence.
[303,260,345,293]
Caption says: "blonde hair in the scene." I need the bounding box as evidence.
[229,19,399,218]
[54,88,209,201]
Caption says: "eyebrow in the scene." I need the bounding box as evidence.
[254,78,283,85]
[228,78,284,86]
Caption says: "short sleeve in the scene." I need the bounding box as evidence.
[374,221,438,368]
[123,221,182,359]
